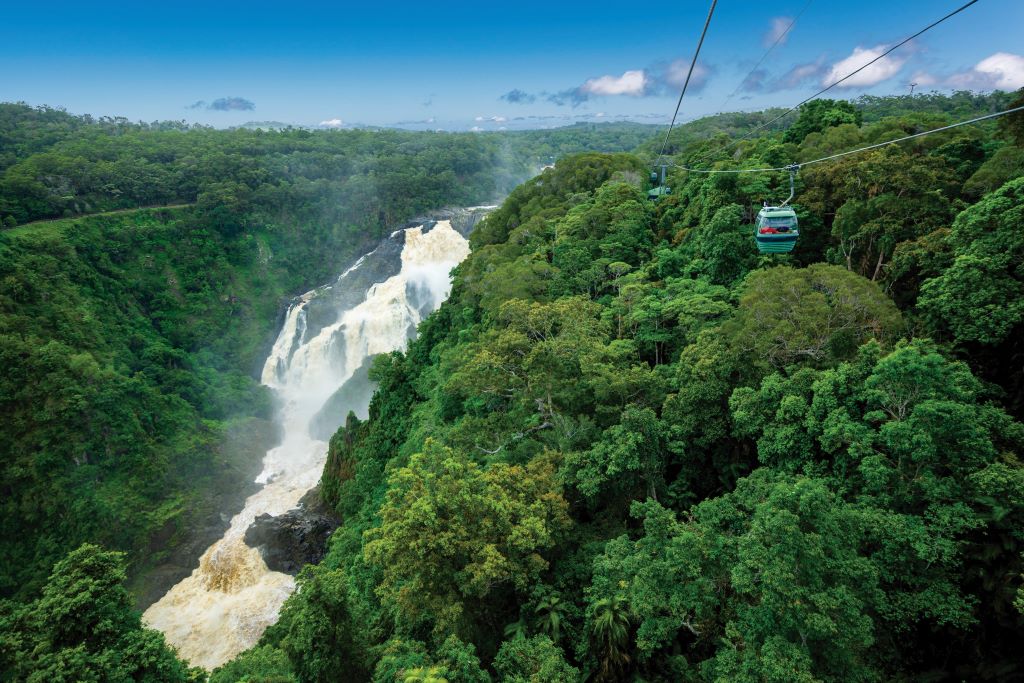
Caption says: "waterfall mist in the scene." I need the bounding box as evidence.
[143,219,472,669]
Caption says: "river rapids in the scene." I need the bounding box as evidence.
[143,218,474,669]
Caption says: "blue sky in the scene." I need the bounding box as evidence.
[2,0,1021,130]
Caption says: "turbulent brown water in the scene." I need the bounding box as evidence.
[143,218,474,669]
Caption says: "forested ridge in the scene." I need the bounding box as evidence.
[2,89,1024,681]
[0,104,659,682]
[0,105,658,602]
[0,103,657,228]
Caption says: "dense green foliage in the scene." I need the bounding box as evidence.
[0,103,659,227]
[0,544,196,682]
[233,90,1024,682]
[0,103,663,606]
[1,207,274,598]
[4,89,1024,681]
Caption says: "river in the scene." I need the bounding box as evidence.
[142,214,482,669]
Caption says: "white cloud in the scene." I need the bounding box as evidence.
[948,52,1024,90]
[474,116,484,122]
[824,45,908,88]
[664,60,711,90]
[579,69,648,96]
[977,52,1024,88]
[470,126,483,132]
[764,16,793,48]
[319,118,344,128]
[551,59,714,106]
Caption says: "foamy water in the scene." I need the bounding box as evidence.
[143,221,470,669]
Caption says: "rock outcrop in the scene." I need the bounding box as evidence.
[243,487,340,574]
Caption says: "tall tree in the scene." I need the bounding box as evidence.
[364,441,570,635]
[0,544,194,683]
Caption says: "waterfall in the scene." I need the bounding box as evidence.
[143,220,471,670]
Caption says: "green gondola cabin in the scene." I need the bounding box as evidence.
[648,166,670,201]
[754,205,798,253]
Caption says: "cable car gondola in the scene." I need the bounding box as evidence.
[648,164,670,201]
[755,164,799,254]
[648,185,671,200]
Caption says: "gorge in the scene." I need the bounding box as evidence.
[142,211,484,669]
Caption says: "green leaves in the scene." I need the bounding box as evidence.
[493,635,579,683]
[676,203,757,286]
[259,98,1024,679]
[783,99,862,144]
[591,472,880,682]
[371,636,489,683]
[919,176,1024,346]
[725,263,903,373]
[728,339,1024,644]
[363,441,570,635]
[563,405,667,502]
[586,596,634,682]
[0,544,193,683]
[270,565,367,683]
[471,153,645,249]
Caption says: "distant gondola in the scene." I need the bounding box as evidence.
[648,165,670,201]
[648,185,671,200]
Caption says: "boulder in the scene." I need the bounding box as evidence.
[243,487,340,574]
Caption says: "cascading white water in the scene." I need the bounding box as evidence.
[143,220,471,670]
